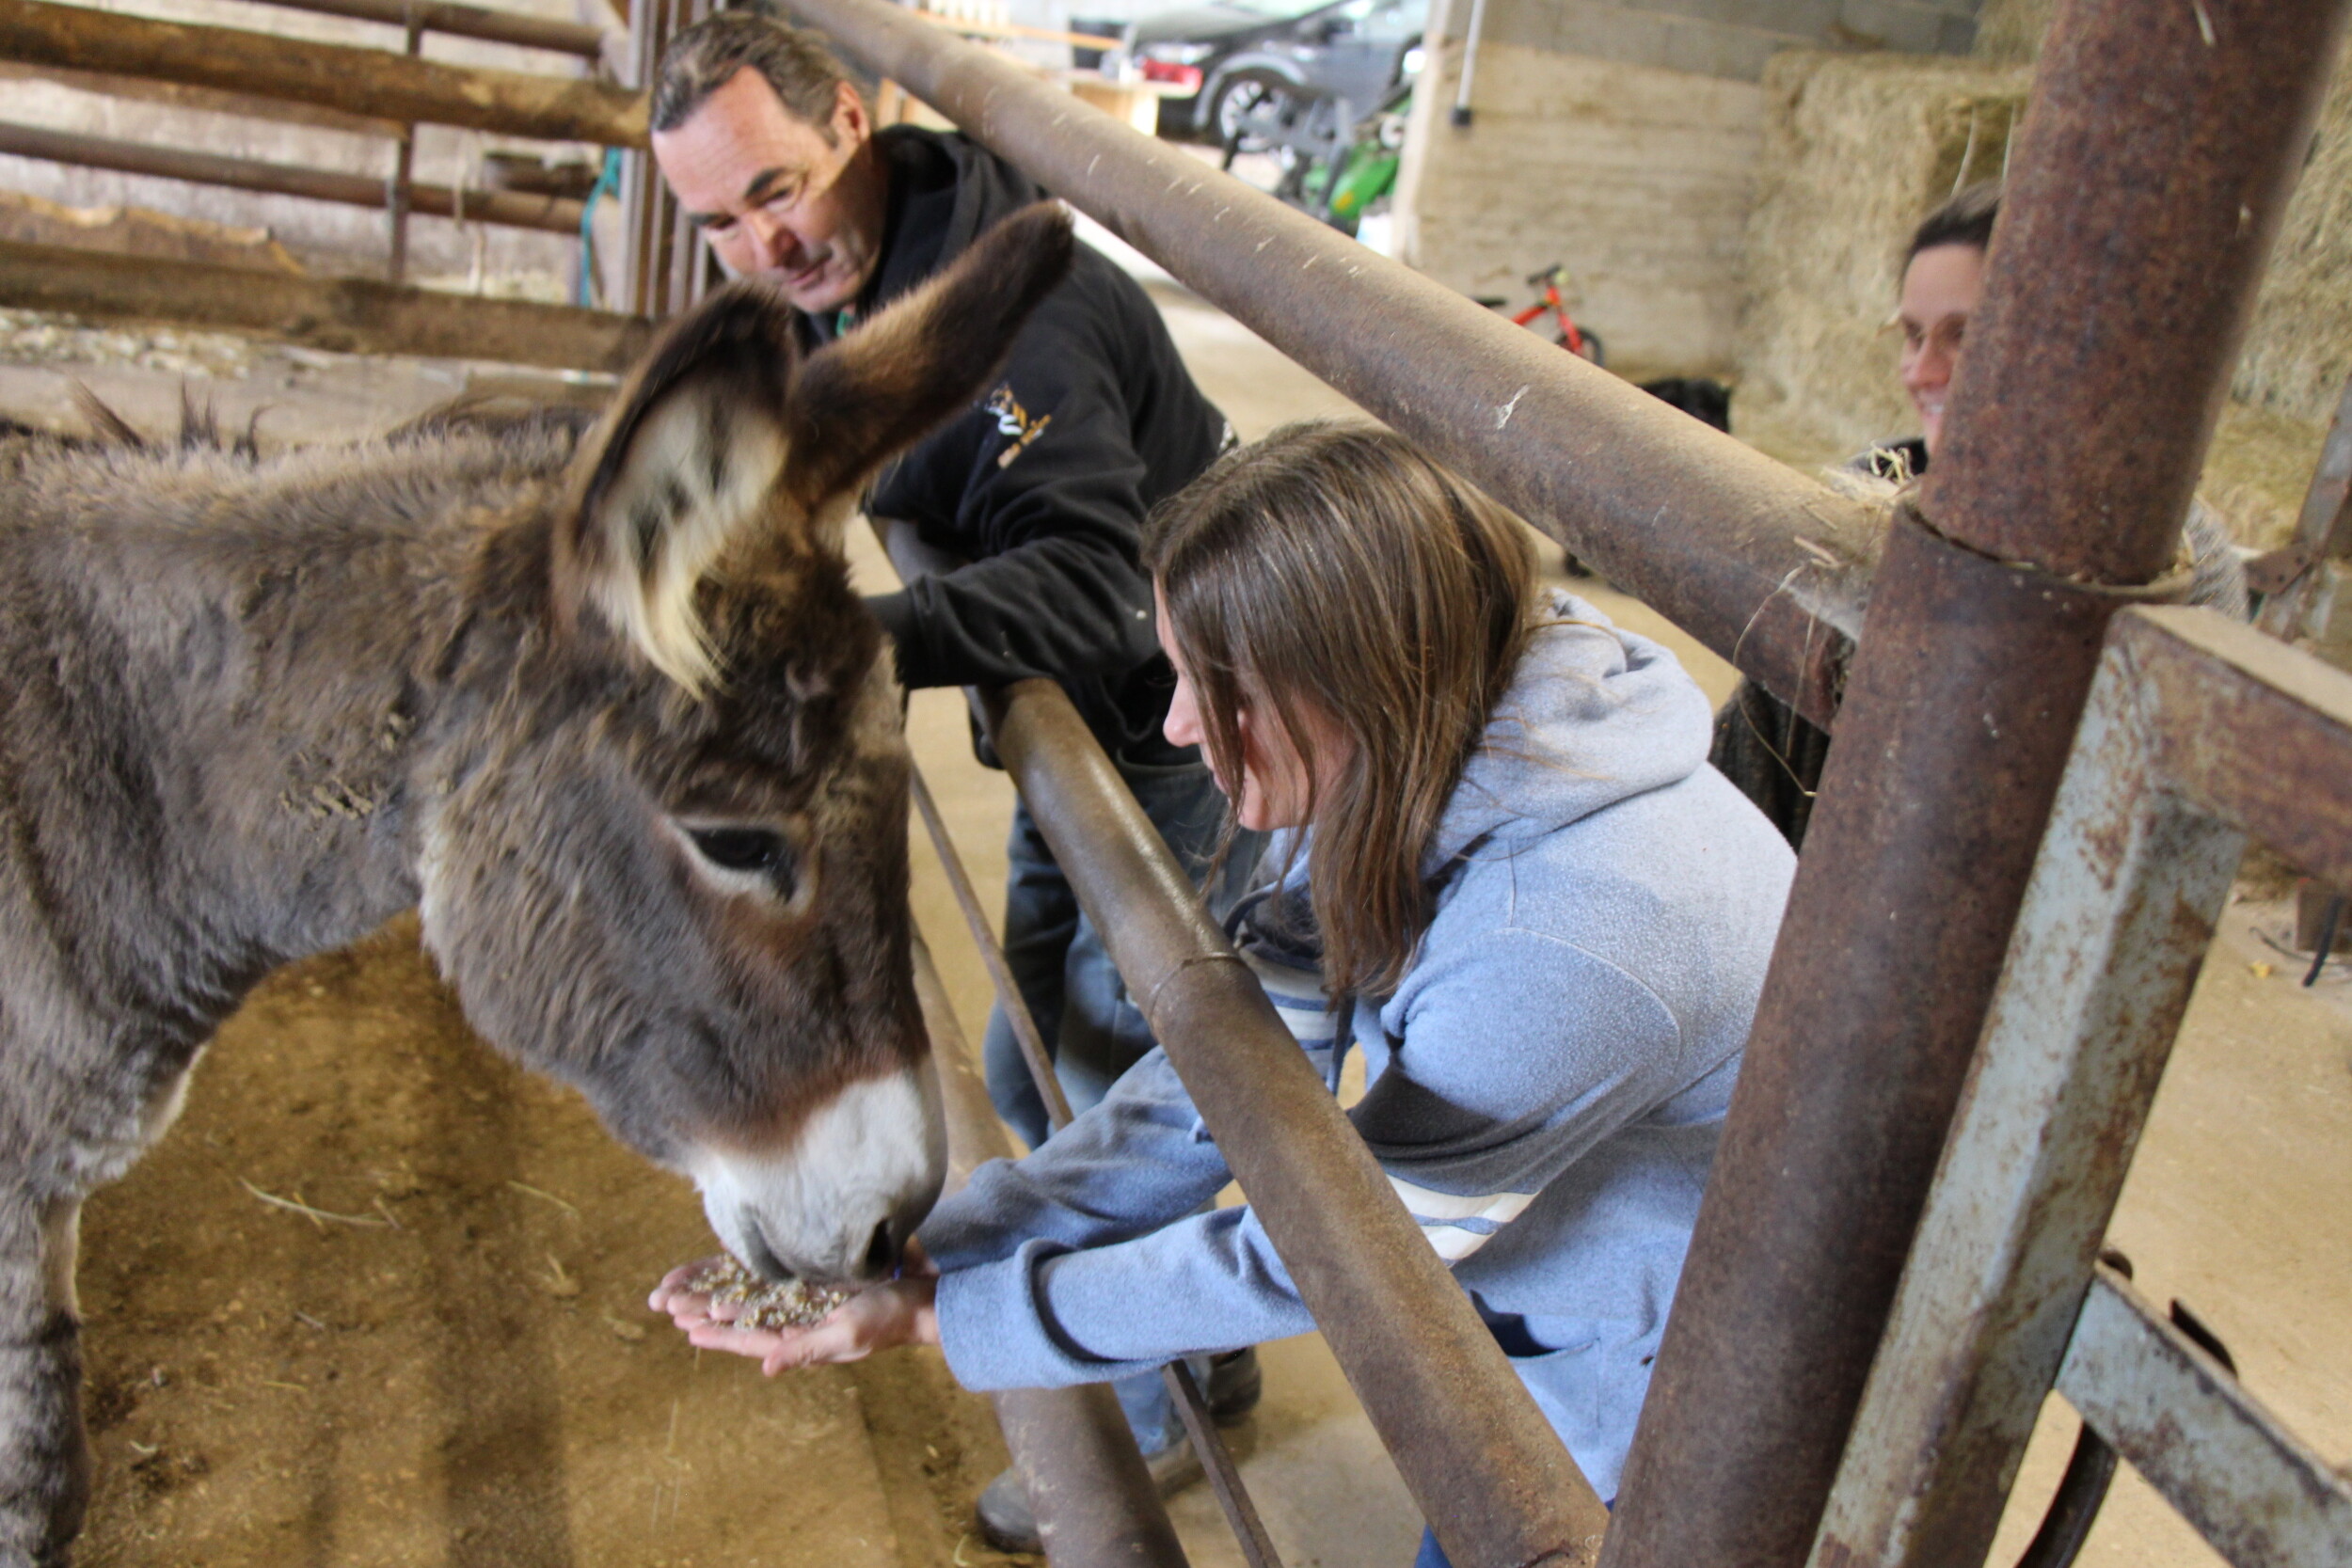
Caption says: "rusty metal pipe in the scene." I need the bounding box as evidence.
[786,0,1869,729]
[981,678,1608,1568]
[1598,6,2352,1568]
[886,515,1280,1566]
[912,929,1192,1568]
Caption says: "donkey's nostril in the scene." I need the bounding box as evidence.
[865,1218,899,1278]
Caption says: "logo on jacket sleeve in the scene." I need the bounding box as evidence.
[984,384,1051,469]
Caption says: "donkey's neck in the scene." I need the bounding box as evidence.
[0,434,556,1045]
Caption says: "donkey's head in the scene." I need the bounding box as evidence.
[417,203,1073,1286]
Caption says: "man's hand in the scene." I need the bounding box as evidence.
[647,1245,940,1374]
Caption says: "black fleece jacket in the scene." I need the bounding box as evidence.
[806,127,1230,768]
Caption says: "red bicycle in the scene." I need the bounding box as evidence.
[1506,262,1605,367]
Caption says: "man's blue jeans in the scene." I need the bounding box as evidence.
[980,752,1263,1452]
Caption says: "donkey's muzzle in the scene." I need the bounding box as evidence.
[688,1063,947,1288]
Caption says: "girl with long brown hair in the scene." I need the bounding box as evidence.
[654,423,1796,1562]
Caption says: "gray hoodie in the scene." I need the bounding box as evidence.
[922,592,1795,1497]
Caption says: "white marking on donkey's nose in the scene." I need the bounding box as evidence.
[687,1064,946,1287]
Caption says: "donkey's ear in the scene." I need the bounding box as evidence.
[555,284,801,694]
[780,201,1075,509]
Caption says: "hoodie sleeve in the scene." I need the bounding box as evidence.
[924,946,1340,1389]
[863,264,1182,700]
[935,1205,1318,1390]
[1350,925,1691,1265]
[918,1049,1232,1273]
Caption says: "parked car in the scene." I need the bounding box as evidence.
[1127,0,1427,146]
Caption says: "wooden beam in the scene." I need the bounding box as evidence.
[0,119,588,233]
[235,0,612,60]
[0,0,649,147]
[0,57,405,136]
[0,239,654,371]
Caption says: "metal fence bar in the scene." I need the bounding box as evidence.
[907,765,1072,1129]
[979,676,1608,1568]
[385,12,423,284]
[1601,8,2352,1565]
[1800,604,2352,1568]
[912,927,1192,1568]
[887,518,1285,1568]
[1804,607,2249,1568]
[785,0,1871,731]
[2058,1267,2352,1568]
[2253,374,2352,641]
[2129,611,2352,894]
[908,764,1284,1568]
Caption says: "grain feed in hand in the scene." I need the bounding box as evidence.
[680,1256,848,1331]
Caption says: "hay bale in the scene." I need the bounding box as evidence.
[1970,0,2054,69]
[2233,59,2352,434]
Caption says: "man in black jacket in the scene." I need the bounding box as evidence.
[648,13,1255,1538]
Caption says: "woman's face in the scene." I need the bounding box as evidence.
[1897,241,1987,456]
[1154,589,1343,832]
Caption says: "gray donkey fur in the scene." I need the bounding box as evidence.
[0,203,1074,1565]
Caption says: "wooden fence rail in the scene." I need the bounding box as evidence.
[239,0,611,59]
[0,238,652,369]
[0,120,586,233]
[0,0,647,146]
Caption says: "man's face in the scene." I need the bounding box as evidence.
[652,68,887,315]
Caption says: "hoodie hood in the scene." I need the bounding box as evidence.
[1427,591,1714,871]
[863,128,1047,319]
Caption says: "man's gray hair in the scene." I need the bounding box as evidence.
[652,11,850,137]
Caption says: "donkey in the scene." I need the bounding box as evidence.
[0,202,1075,1566]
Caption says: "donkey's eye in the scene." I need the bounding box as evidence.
[687,828,796,885]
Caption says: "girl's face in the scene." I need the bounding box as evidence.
[1897,241,1987,456]
[1155,589,1345,832]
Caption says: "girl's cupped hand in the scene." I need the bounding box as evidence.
[647,1241,940,1374]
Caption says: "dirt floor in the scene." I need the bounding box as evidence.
[71,917,1020,1568]
[6,261,2347,1568]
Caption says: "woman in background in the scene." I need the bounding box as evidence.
[654,422,1796,1564]
[1712,179,2249,846]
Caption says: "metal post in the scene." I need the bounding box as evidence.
[908,767,1285,1568]
[1598,6,2352,1568]
[386,9,423,285]
[912,930,1192,1568]
[2252,373,2352,641]
[1449,0,1487,128]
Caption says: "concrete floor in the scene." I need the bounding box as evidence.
[4,261,2345,1567]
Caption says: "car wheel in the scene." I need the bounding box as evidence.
[1213,70,1295,157]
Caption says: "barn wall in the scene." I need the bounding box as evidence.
[0,0,608,293]
[1391,0,1983,378]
